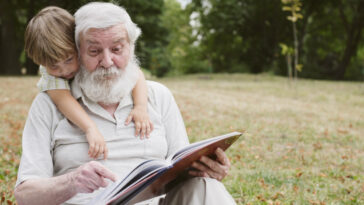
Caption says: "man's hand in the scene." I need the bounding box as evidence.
[189,148,231,181]
[70,161,117,193]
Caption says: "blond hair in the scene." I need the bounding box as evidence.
[24,6,76,67]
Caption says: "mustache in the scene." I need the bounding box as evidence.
[91,66,121,81]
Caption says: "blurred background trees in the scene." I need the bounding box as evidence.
[1,0,364,80]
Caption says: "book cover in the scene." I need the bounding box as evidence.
[89,131,242,205]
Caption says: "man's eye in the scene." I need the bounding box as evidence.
[112,47,123,53]
[89,50,99,55]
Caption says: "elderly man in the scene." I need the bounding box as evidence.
[14,2,235,205]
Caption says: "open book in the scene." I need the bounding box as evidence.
[89,131,242,205]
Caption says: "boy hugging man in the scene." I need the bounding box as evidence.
[24,6,153,159]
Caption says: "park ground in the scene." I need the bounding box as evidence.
[0,74,363,204]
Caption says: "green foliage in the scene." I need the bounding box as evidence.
[191,0,292,74]
[298,0,364,80]
[279,43,294,55]
[1,0,364,80]
[116,0,171,77]
[161,0,210,75]
[282,0,303,22]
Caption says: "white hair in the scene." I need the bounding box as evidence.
[74,2,141,50]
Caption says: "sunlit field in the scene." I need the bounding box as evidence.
[1,74,363,204]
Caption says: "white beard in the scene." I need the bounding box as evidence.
[77,59,140,105]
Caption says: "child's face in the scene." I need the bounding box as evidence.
[46,54,79,79]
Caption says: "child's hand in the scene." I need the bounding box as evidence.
[86,126,108,159]
[125,105,154,139]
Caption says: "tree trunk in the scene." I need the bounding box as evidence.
[25,0,39,75]
[292,21,298,81]
[286,54,292,81]
[335,1,364,80]
[298,1,314,59]
[0,1,22,75]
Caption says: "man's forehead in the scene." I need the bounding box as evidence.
[83,24,128,44]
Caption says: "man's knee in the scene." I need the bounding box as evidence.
[163,177,236,205]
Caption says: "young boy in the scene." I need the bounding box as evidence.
[24,6,153,159]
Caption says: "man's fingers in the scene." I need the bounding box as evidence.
[216,148,230,167]
[93,162,117,182]
[200,156,223,172]
[188,170,210,178]
[199,156,228,180]
[74,161,117,193]
[191,161,221,180]
[76,164,103,192]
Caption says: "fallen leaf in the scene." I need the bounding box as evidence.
[296,172,303,178]
[256,194,265,202]
[337,128,348,134]
[319,173,327,177]
[341,155,348,160]
[293,185,299,193]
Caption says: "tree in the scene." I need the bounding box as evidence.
[191,0,291,74]
[0,0,24,75]
[334,0,364,79]
[0,0,91,75]
[282,0,303,81]
[117,0,171,77]
[280,43,294,80]
[161,0,210,75]
[297,0,364,80]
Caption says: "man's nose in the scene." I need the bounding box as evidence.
[100,50,114,68]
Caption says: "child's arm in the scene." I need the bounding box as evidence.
[47,89,108,159]
[125,69,154,139]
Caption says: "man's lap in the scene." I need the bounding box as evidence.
[136,177,236,205]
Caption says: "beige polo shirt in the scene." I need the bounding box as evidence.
[16,80,189,204]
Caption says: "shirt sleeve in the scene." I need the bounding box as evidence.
[149,82,190,158]
[37,65,70,92]
[15,93,59,188]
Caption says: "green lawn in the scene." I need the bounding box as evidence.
[1,74,363,204]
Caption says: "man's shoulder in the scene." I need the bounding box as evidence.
[147,80,168,90]
[29,92,58,114]
[146,81,173,97]
[146,81,175,107]
[33,92,53,104]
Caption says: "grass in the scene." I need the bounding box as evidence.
[1,74,364,204]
